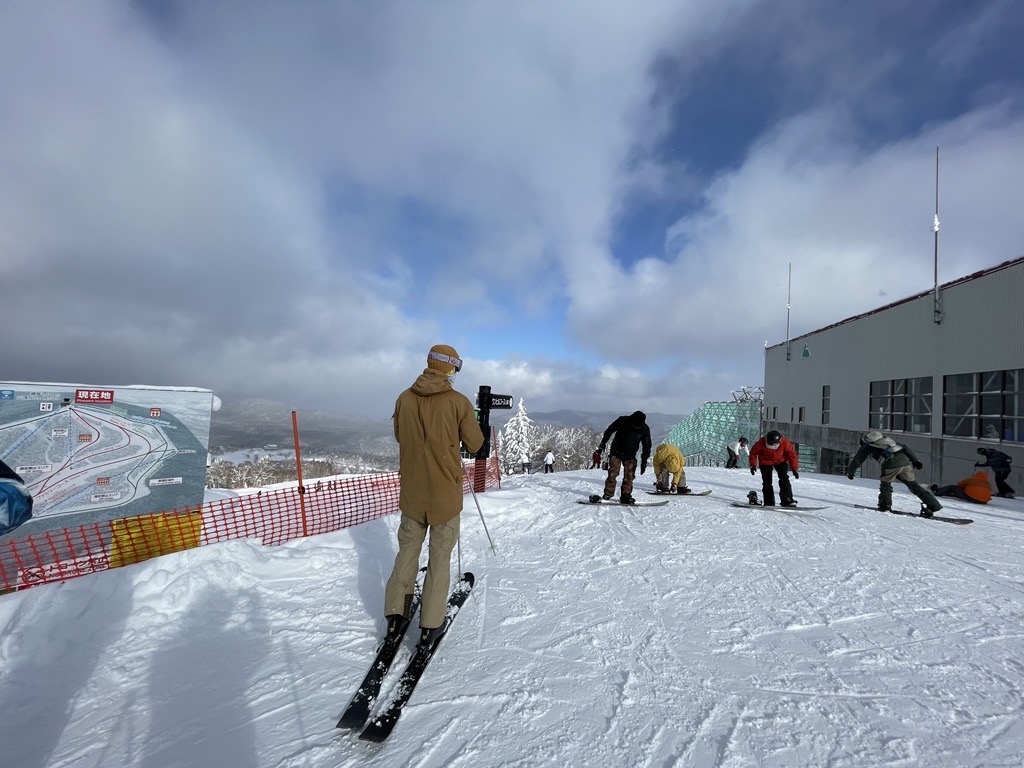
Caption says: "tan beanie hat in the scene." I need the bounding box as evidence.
[427,344,461,373]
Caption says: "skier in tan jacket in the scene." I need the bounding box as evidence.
[384,344,484,650]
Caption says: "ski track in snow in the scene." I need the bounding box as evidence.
[2,468,1024,767]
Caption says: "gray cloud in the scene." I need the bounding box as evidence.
[1,1,1021,422]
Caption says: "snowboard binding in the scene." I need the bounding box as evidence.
[747,490,760,506]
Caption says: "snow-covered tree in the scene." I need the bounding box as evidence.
[499,398,536,474]
[534,424,602,470]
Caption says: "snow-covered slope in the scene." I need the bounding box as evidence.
[2,468,1022,767]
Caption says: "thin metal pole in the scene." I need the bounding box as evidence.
[467,464,498,554]
[785,262,792,360]
[933,145,942,324]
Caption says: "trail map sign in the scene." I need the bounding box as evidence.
[0,382,215,536]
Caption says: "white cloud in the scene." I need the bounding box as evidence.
[1,1,1020,421]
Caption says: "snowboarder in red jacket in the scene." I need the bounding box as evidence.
[749,430,799,507]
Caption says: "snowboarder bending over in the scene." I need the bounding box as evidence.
[846,430,942,517]
[725,437,749,468]
[385,344,484,650]
[975,447,1015,498]
[748,430,799,507]
[596,411,652,504]
[653,442,690,493]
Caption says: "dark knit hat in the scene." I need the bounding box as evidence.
[629,410,646,426]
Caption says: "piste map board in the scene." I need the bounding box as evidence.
[0,382,215,536]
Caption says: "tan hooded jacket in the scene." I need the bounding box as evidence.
[393,368,484,525]
[653,443,684,475]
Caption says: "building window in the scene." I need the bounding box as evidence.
[822,386,830,425]
[798,406,805,423]
[943,369,1023,442]
[869,376,932,433]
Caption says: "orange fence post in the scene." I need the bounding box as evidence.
[292,410,308,538]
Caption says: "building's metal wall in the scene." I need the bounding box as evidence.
[761,257,1024,489]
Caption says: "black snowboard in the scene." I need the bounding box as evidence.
[646,489,713,496]
[730,501,828,511]
[578,498,669,507]
[852,504,973,525]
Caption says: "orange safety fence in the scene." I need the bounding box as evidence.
[0,457,500,593]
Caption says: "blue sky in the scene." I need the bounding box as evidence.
[2,0,1023,419]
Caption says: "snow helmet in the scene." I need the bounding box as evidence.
[765,430,781,447]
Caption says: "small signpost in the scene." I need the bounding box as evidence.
[474,386,513,491]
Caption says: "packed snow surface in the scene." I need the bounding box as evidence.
[2,467,1023,767]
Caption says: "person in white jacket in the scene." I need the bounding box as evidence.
[543,451,555,474]
[725,437,749,468]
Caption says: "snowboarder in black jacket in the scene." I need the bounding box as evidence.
[975,448,1015,498]
[596,411,652,504]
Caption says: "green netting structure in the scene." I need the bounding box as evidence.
[664,388,763,467]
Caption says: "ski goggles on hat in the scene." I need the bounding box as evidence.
[428,350,463,372]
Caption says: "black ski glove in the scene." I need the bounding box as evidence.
[792,470,799,480]
[640,458,648,475]
[912,461,923,470]
[846,474,855,480]
[750,466,757,475]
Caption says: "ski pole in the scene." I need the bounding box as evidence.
[456,530,463,577]
[467,472,498,554]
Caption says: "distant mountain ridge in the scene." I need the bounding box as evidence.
[513,409,685,441]
[209,399,394,457]
[210,399,686,455]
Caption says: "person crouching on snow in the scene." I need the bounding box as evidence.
[748,430,799,507]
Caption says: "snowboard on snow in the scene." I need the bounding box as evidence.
[729,501,829,511]
[578,497,669,507]
[852,504,973,525]
[646,489,713,497]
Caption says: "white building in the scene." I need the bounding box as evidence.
[763,255,1023,489]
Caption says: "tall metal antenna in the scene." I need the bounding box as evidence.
[933,146,943,324]
[785,262,792,361]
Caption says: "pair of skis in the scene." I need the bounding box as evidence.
[337,572,475,742]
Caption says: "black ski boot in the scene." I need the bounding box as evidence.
[417,626,443,652]
[619,494,636,505]
[920,505,934,518]
[385,614,409,639]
